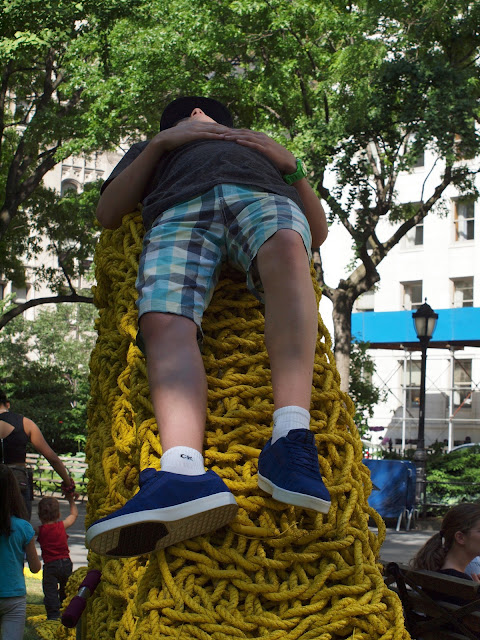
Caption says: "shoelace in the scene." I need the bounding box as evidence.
[286,433,319,474]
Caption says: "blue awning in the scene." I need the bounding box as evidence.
[351,307,480,350]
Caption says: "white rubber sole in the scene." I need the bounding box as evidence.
[86,493,238,557]
[258,473,330,513]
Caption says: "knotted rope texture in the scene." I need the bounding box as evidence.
[80,211,408,640]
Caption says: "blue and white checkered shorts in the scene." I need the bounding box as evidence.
[136,184,312,332]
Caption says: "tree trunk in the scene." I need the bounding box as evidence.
[332,288,354,392]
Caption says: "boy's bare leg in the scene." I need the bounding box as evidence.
[255,229,317,411]
[255,229,330,514]
[139,312,207,453]
[86,309,238,558]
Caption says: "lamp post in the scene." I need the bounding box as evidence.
[412,301,438,512]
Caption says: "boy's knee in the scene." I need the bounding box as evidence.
[258,229,308,273]
[139,312,198,345]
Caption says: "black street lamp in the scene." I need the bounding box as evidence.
[412,301,438,512]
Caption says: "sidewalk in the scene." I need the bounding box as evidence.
[378,527,433,563]
[30,496,433,569]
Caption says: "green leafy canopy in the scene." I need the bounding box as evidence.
[0,300,97,452]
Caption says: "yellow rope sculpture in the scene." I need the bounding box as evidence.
[63,211,409,639]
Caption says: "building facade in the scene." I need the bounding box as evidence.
[321,148,480,451]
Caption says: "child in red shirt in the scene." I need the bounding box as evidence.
[35,495,78,620]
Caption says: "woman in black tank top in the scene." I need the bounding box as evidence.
[0,390,75,520]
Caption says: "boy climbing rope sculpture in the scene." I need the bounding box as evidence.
[86,97,330,557]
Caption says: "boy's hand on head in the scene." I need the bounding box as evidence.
[223,129,297,174]
[153,120,230,152]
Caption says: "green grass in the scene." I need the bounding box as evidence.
[24,576,43,640]
[26,577,43,604]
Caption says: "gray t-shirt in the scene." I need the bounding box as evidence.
[102,139,305,231]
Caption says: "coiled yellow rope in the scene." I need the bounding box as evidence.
[51,210,408,639]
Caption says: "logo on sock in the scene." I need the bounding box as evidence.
[180,454,193,461]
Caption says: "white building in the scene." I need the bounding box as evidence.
[321,148,480,451]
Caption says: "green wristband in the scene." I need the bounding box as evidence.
[283,158,307,185]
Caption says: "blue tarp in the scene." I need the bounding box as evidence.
[363,459,416,522]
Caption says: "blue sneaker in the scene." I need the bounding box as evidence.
[258,429,331,513]
[86,469,238,557]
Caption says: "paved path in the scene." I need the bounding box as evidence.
[379,528,433,564]
[30,496,435,569]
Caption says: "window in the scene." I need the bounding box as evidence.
[12,284,31,304]
[404,133,424,169]
[413,151,425,168]
[78,259,93,288]
[405,222,424,248]
[402,281,423,310]
[400,203,424,250]
[454,360,472,408]
[452,277,474,308]
[354,290,375,312]
[454,200,475,242]
[61,180,79,196]
[80,259,93,272]
[454,130,476,160]
[403,359,421,406]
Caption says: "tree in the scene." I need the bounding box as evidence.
[0,300,97,452]
[349,340,386,438]
[0,182,100,327]
[427,446,480,507]
[0,0,238,325]
[167,0,480,390]
[312,0,480,388]
[0,0,147,321]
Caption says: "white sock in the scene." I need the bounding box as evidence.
[160,446,206,476]
[271,406,311,444]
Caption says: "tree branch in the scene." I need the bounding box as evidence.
[0,47,84,242]
[54,243,77,295]
[0,294,94,330]
[258,103,289,129]
[366,140,385,197]
[0,61,13,159]
[296,70,313,117]
[374,163,454,262]
[0,145,60,240]
[316,182,357,237]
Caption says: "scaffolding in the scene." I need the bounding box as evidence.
[368,347,480,452]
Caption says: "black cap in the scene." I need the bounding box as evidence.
[160,96,233,130]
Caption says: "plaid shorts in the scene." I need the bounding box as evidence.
[136,184,312,332]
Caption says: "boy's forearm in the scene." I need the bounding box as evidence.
[97,121,229,230]
[294,179,328,248]
[96,138,168,230]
